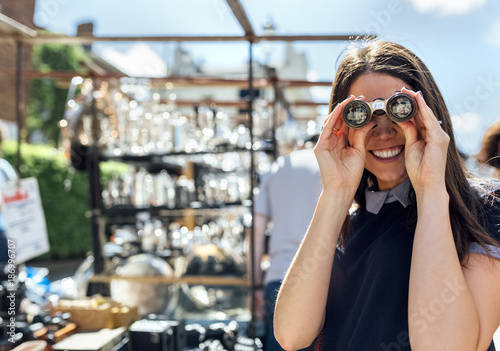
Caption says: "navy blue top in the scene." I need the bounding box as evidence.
[321,193,499,350]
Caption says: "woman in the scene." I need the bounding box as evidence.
[274,40,500,351]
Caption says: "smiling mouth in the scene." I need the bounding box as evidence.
[371,146,404,159]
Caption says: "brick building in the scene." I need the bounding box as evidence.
[0,0,36,140]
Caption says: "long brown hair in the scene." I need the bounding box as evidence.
[330,40,499,263]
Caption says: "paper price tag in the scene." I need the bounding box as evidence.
[1,177,50,264]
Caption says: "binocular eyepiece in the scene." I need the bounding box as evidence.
[342,92,417,129]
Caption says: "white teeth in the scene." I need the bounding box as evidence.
[372,147,403,159]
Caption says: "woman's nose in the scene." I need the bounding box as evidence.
[371,115,397,139]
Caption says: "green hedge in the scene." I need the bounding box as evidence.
[2,141,127,261]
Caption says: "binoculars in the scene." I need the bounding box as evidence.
[342,92,417,128]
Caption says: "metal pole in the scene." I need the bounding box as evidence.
[89,95,104,275]
[15,40,23,174]
[248,40,258,339]
[269,67,279,159]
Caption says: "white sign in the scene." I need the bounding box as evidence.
[1,177,50,264]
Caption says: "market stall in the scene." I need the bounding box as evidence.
[0,2,373,350]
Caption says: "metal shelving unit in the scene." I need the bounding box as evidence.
[0,1,375,335]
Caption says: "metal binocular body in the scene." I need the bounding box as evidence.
[342,92,417,128]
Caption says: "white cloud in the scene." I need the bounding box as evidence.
[408,0,486,15]
[100,42,167,78]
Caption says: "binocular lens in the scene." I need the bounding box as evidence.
[388,96,415,121]
[344,102,370,128]
[342,92,416,128]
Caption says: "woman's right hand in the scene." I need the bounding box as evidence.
[314,95,374,196]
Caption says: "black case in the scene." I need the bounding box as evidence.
[129,319,185,351]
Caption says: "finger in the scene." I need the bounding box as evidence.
[401,86,416,95]
[350,120,376,155]
[318,95,355,141]
[334,95,365,140]
[400,88,441,139]
[338,120,349,138]
[413,91,442,134]
[320,104,343,140]
[397,120,419,149]
[335,95,367,139]
[400,87,424,127]
[322,108,334,128]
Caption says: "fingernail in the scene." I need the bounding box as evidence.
[355,95,364,100]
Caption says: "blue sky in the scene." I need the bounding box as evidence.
[34,0,500,154]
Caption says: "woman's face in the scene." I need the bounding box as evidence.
[347,72,411,191]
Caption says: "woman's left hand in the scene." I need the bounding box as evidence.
[397,87,450,195]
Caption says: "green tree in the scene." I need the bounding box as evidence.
[27,43,88,146]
